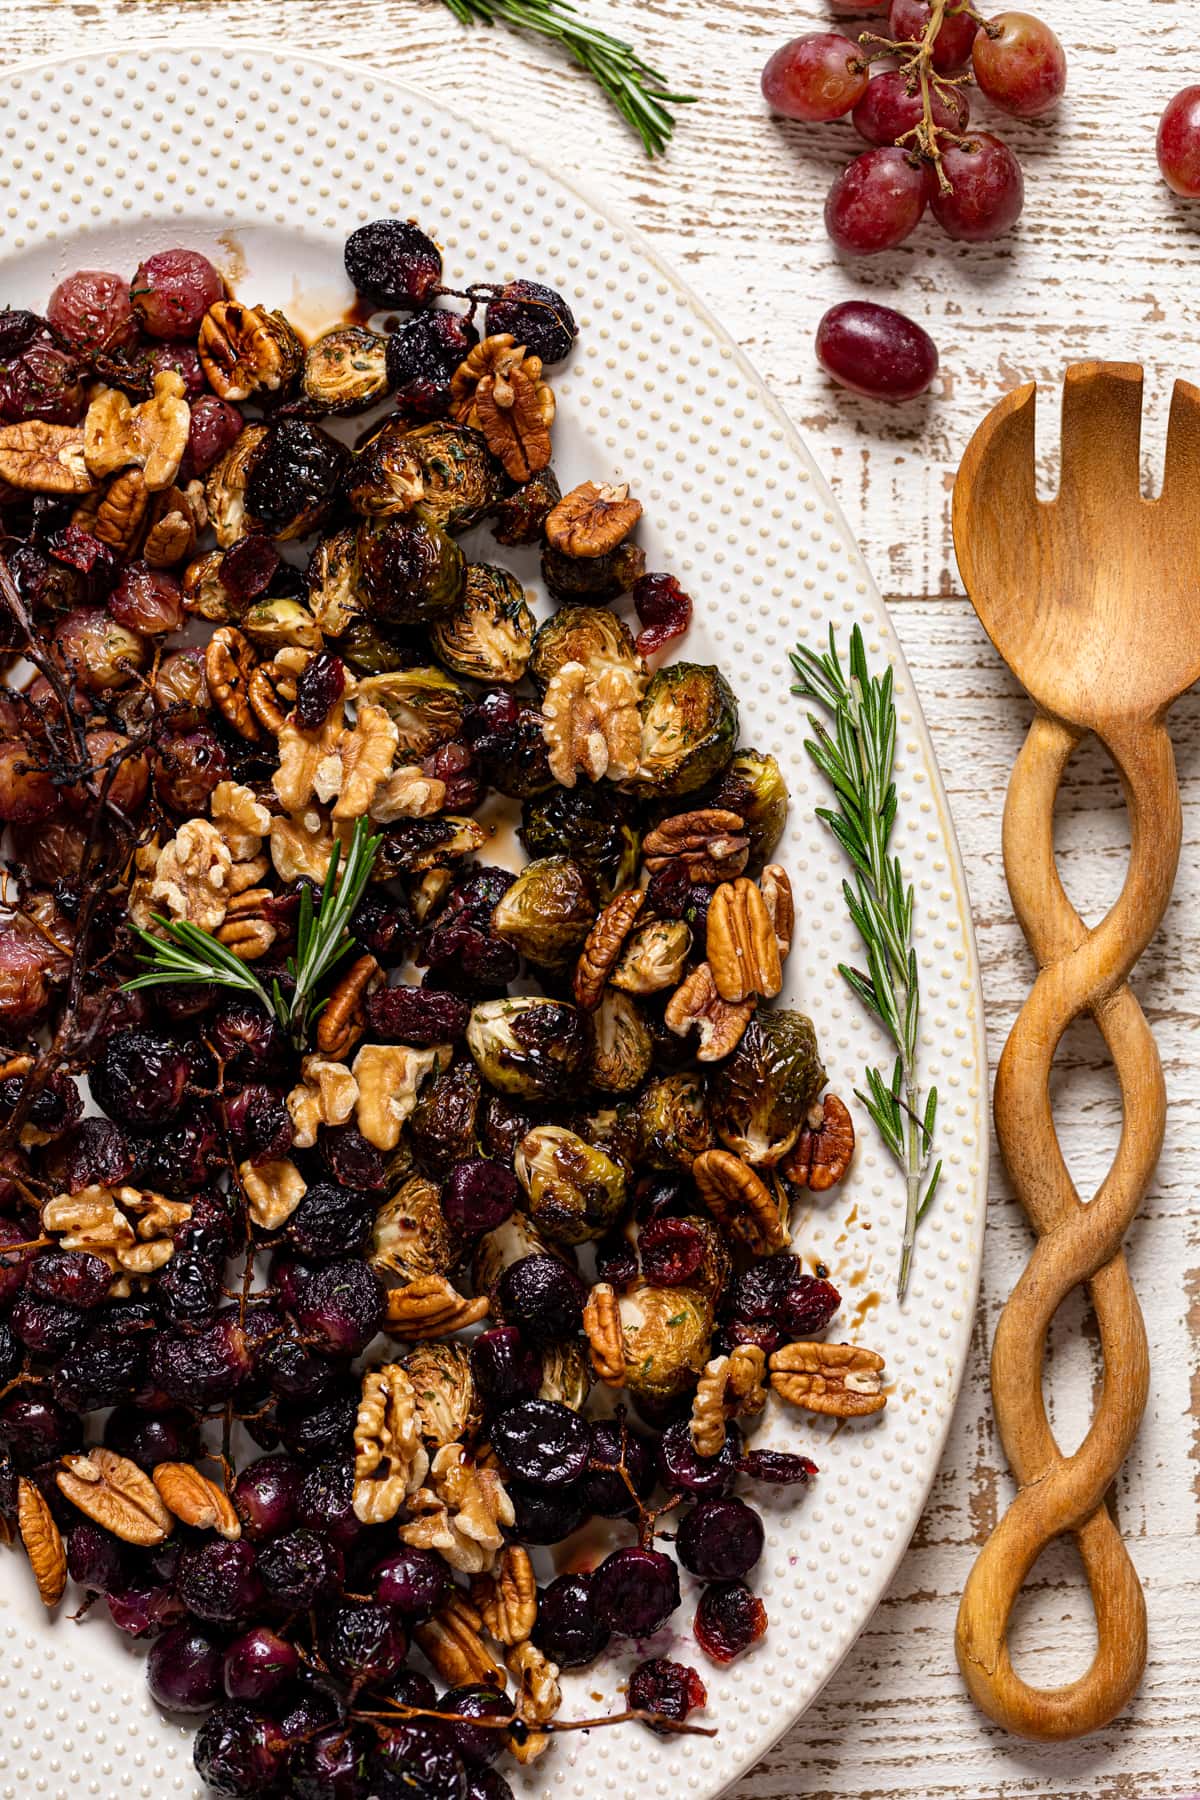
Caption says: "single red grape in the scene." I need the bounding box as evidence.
[825,147,928,254]
[1157,86,1200,197]
[816,301,938,401]
[761,33,869,123]
[888,0,979,72]
[131,249,224,338]
[972,12,1066,118]
[46,270,138,356]
[852,68,969,145]
[930,133,1024,240]
[830,0,888,12]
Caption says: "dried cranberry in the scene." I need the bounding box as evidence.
[779,1273,842,1338]
[694,1580,768,1664]
[0,344,87,424]
[727,1252,802,1326]
[592,1546,681,1637]
[485,279,577,365]
[294,651,346,730]
[130,248,223,338]
[470,1327,542,1415]
[627,1657,708,1731]
[46,525,119,599]
[443,1159,518,1236]
[677,1496,764,1580]
[632,572,693,657]
[464,690,553,798]
[422,920,519,995]
[220,532,280,605]
[423,738,483,811]
[657,1417,741,1497]
[318,1122,386,1192]
[10,1292,84,1355]
[109,562,183,635]
[385,309,478,414]
[47,269,138,355]
[738,1447,818,1485]
[0,309,44,358]
[595,1226,639,1291]
[365,984,469,1044]
[186,395,243,477]
[640,1215,707,1286]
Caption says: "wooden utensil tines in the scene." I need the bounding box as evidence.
[951,362,1200,1741]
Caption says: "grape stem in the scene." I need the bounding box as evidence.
[858,0,978,192]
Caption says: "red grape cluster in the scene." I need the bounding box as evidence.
[762,1,1067,255]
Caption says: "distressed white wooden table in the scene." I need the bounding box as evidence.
[8,0,1200,1793]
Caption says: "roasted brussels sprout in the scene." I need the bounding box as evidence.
[472,1211,566,1301]
[528,605,641,696]
[407,1059,483,1175]
[519,786,641,902]
[205,424,268,549]
[466,997,590,1102]
[709,1010,825,1168]
[338,617,411,675]
[632,663,739,798]
[491,464,561,546]
[345,415,423,517]
[610,920,691,995]
[590,990,654,1094]
[302,326,390,415]
[371,815,486,876]
[542,540,645,604]
[370,1172,459,1280]
[306,527,362,638]
[429,563,535,685]
[515,1125,627,1246]
[405,1340,481,1447]
[618,1280,715,1403]
[491,856,596,971]
[706,749,790,870]
[357,514,465,625]
[539,1339,593,1411]
[244,419,350,541]
[241,597,323,652]
[576,1104,640,1177]
[403,420,502,531]
[635,1072,714,1171]
[356,667,468,757]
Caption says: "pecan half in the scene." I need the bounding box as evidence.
[769,1341,887,1417]
[215,888,277,962]
[582,1280,627,1387]
[316,953,381,1058]
[144,480,205,567]
[0,421,94,494]
[707,878,783,1005]
[451,335,554,482]
[545,479,642,558]
[385,1273,490,1339]
[90,467,152,558]
[783,1094,855,1192]
[643,808,749,884]
[206,626,261,741]
[759,863,795,957]
[198,301,304,402]
[248,657,300,733]
[692,1147,788,1254]
[152,1463,241,1539]
[56,1448,174,1546]
[415,1593,507,1690]
[690,1345,767,1457]
[664,961,755,1061]
[472,1545,537,1646]
[573,888,645,1011]
[18,1477,66,1608]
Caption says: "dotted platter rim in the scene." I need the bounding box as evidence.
[0,40,988,1800]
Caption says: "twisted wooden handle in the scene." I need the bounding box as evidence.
[955,709,1174,1740]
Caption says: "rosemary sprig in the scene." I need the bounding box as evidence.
[434,0,695,157]
[790,626,941,1301]
[124,817,381,1051]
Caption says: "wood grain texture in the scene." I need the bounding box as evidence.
[6,0,1200,1791]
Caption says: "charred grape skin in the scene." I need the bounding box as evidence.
[825,148,928,255]
[693,1580,768,1664]
[657,1417,741,1498]
[0,309,43,358]
[27,1248,112,1309]
[639,1215,708,1286]
[887,0,978,72]
[284,1184,375,1264]
[852,68,969,145]
[177,1539,266,1625]
[365,984,470,1046]
[46,269,139,356]
[11,1292,84,1355]
[374,1544,451,1618]
[760,33,869,123]
[222,1626,302,1702]
[531,1570,611,1668]
[441,1685,516,1768]
[345,218,443,309]
[494,1254,586,1345]
[484,279,577,365]
[130,248,223,338]
[186,395,244,477]
[491,1398,591,1487]
[930,133,1025,241]
[815,300,938,403]
[1158,86,1200,197]
[972,12,1066,118]
[193,1702,286,1800]
[592,1545,681,1638]
[677,1496,765,1580]
[294,1259,384,1357]
[146,1622,226,1713]
[443,1158,519,1236]
[471,1326,543,1415]
[322,1600,409,1686]
[151,1315,255,1409]
[368,1722,468,1800]
[385,310,479,416]
[627,1657,708,1733]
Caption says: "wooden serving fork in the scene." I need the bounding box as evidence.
[952,362,1200,1740]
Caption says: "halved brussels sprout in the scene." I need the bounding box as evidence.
[709,1010,825,1168]
[405,1340,481,1447]
[205,424,268,548]
[466,996,590,1101]
[519,785,641,902]
[338,617,411,675]
[241,597,324,651]
[590,990,653,1094]
[491,855,596,971]
[407,1059,483,1175]
[514,1125,627,1246]
[302,325,390,415]
[492,464,561,546]
[539,1340,593,1411]
[542,540,645,603]
[371,815,486,876]
[610,920,691,995]
[528,606,641,696]
[405,420,502,532]
[357,514,466,624]
[357,667,468,757]
[635,1071,714,1171]
[632,663,739,798]
[707,749,790,870]
[472,1211,567,1301]
[577,1104,640,1176]
[370,1172,458,1279]
[346,416,425,517]
[429,563,535,685]
[306,527,362,638]
[619,1280,715,1403]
